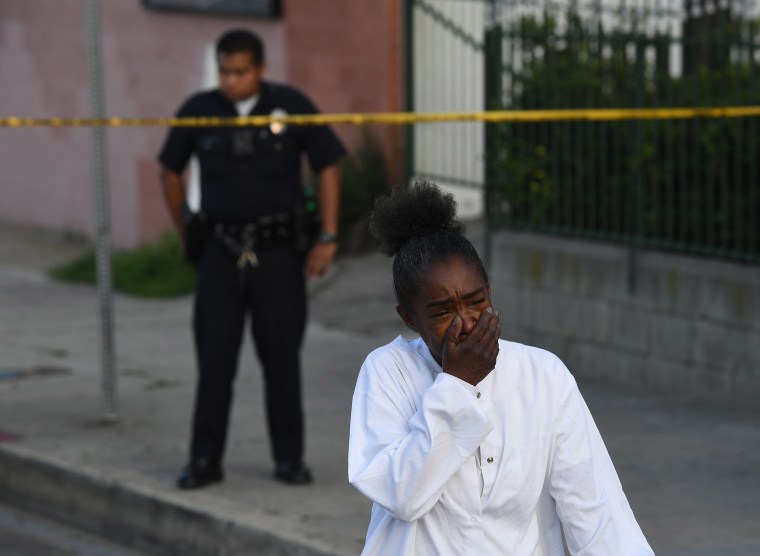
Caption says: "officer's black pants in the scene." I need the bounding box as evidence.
[190,237,307,465]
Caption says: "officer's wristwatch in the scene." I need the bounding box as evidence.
[318,231,338,244]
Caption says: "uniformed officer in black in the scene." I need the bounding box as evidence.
[158,29,346,489]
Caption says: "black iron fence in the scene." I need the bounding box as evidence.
[485,0,759,262]
[408,0,760,263]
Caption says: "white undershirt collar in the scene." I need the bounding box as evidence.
[234,94,259,116]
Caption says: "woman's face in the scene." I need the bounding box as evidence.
[397,256,492,366]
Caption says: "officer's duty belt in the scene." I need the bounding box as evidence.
[212,213,295,269]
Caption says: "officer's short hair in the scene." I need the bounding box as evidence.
[216,29,265,66]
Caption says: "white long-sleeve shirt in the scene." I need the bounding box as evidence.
[348,336,654,555]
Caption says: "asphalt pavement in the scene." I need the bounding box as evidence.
[0,222,758,555]
[0,500,154,556]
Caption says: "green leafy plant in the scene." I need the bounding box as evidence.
[50,232,195,297]
[338,128,390,253]
[492,11,759,258]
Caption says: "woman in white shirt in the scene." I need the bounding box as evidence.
[348,180,654,555]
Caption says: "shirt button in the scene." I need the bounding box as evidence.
[487,457,494,464]
[476,392,481,399]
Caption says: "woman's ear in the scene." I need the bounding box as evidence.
[396,305,418,333]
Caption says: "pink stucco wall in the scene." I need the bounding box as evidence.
[0,0,403,248]
[0,3,92,238]
[284,0,405,184]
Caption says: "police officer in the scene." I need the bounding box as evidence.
[158,29,346,488]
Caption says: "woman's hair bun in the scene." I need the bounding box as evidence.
[369,179,460,256]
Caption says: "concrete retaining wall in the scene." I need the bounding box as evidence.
[488,231,759,408]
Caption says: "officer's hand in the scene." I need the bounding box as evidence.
[441,307,500,386]
[306,241,337,277]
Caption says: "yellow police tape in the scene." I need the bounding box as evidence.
[2,106,760,128]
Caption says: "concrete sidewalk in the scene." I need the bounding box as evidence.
[0,226,759,555]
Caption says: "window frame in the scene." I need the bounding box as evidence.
[141,0,280,19]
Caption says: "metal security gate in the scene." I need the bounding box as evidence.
[405,0,489,220]
[406,0,760,263]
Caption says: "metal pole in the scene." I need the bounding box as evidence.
[84,0,118,422]
[404,0,415,183]
[483,0,502,273]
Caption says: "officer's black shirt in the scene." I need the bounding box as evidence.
[159,81,346,223]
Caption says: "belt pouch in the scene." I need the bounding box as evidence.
[183,203,209,265]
